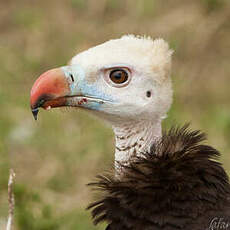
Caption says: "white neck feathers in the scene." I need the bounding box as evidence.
[113,119,162,168]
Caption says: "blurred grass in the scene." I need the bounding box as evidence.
[0,0,230,229]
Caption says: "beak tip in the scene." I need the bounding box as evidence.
[32,108,39,121]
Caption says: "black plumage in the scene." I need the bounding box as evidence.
[88,126,230,230]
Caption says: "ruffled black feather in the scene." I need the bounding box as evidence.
[88,125,230,230]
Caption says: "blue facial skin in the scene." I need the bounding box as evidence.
[61,65,114,111]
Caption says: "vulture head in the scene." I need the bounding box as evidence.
[30,35,173,164]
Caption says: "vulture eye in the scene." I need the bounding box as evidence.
[109,69,128,84]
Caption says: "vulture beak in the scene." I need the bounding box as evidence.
[30,65,113,120]
[30,67,70,120]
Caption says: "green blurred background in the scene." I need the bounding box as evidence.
[0,0,230,229]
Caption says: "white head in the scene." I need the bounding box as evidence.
[70,35,173,123]
[30,35,173,165]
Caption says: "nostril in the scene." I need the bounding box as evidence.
[70,74,74,82]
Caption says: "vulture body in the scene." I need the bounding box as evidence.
[30,35,230,230]
[88,126,230,230]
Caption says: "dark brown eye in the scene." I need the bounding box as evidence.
[109,69,128,84]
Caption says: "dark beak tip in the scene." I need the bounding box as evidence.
[32,108,39,121]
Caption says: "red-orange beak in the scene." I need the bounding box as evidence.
[30,68,70,120]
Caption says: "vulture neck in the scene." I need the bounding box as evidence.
[112,118,162,167]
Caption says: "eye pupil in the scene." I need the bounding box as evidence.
[109,69,128,84]
[114,72,122,79]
